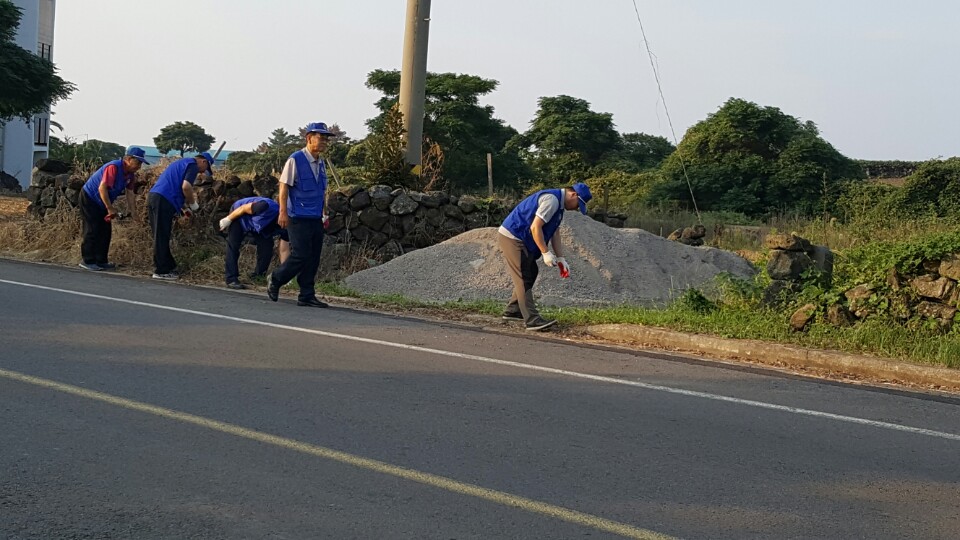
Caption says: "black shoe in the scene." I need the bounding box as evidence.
[266,275,279,302]
[226,281,246,290]
[501,312,524,322]
[525,318,557,332]
[97,262,116,270]
[297,296,329,308]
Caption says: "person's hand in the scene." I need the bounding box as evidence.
[542,251,557,267]
[556,257,570,278]
[189,202,200,212]
[182,208,193,219]
[278,210,289,229]
[322,213,330,230]
[219,217,232,231]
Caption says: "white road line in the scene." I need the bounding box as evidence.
[3,277,960,443]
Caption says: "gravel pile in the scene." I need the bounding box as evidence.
[344,212,756,307]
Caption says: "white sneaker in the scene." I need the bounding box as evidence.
[151,272,179,281]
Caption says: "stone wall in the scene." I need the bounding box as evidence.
[194,176,512,261]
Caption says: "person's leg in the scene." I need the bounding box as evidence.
[252,234,274,277]
[79,192,103,265]
[498,234,541,322]
[224,221,245,284]
[95,218,112,265]
[295,220,324,302]
[519,247,542,325]
[150,194,176,274]
[271,218,307,288]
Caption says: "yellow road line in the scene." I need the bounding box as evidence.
[0,367,674,540]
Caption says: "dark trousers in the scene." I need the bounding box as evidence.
[147,192,177,274]
[79,191,112,265]
[225,222,275,284]
[271,217,324,301]
[498,233,542,324]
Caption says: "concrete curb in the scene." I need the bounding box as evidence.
[586,324,960,390]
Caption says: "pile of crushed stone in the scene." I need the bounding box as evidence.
[344,212,756,307]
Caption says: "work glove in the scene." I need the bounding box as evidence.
[542,251,557,267]
[322,213,330,230]
[219,217,232,231]
[556,257,570,278]
[189,202,200,211]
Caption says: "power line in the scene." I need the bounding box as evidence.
[630,0,702,224]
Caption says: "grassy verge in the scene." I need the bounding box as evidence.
[4,195,960,371]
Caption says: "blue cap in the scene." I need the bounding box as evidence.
[572,182,592,215]
[199,152,215,169]
[125,146,148,164]
[305,122,334,136]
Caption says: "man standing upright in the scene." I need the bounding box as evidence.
[77,147,148,271]
[267,122,333,308]
[498,182,592,331]
[147,152,214,280]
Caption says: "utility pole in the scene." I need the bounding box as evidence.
[487,153,494,197]
[398,0,431,173]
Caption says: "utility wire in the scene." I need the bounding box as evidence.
[630,0,702,224]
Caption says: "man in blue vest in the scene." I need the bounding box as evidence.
[266,122,333,307]
[498,182,593,331]
[147,152,214,280]
[218,196,290,290]
[77,147,148,271]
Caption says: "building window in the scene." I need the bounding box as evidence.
[38,42,52,61]
[34,117,49,146]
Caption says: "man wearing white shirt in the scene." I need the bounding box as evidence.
[498,183,593,331]
[267,122,333,308]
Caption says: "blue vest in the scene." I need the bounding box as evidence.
[233,196,280,235]
[82,160,129,209]
[501,189,565,257]
[150,157,198,211]
[287,150,326,219]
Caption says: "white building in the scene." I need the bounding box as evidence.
[0,0,56,189]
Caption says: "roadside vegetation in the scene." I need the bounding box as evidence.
[5,64,960,370]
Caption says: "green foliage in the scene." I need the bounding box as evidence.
[675,288,718,314]
[898,158,960,217]
[599,132,674,173]
[153,121,215,156]
[509,95,621,183]
[837,228,960,289]
[584,170,661,211]
[648,98,862,218]
[363,104,415,188]
[365,69,529,191]
[49,136,125,167]
[0,0,75,123]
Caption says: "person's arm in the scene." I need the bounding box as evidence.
[550,233,564,258]
[219,202,256,230]
[124,189,137,221]
[182,180,197,209]
[277,183,290,228]
[98,164,118,216]
[277,156,296,229]
[530,217,551,255]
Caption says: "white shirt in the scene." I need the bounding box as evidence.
[278,148,322,186]
[498,193,560,240]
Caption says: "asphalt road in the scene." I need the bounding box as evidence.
[1,258,959,539]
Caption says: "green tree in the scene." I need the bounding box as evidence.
[509,95,622,183]
[49,136,125,167]
[0,1,75,123]
[153,121,215,156]
[648,98,862,217]
[363,104,415,188]
[898,158,960,217]
[605,132,675,173]
[365,69,530,192]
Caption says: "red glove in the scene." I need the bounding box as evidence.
[323,214,330,230]
[557,258,570,279]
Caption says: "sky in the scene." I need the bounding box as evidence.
[51,0,959,160]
